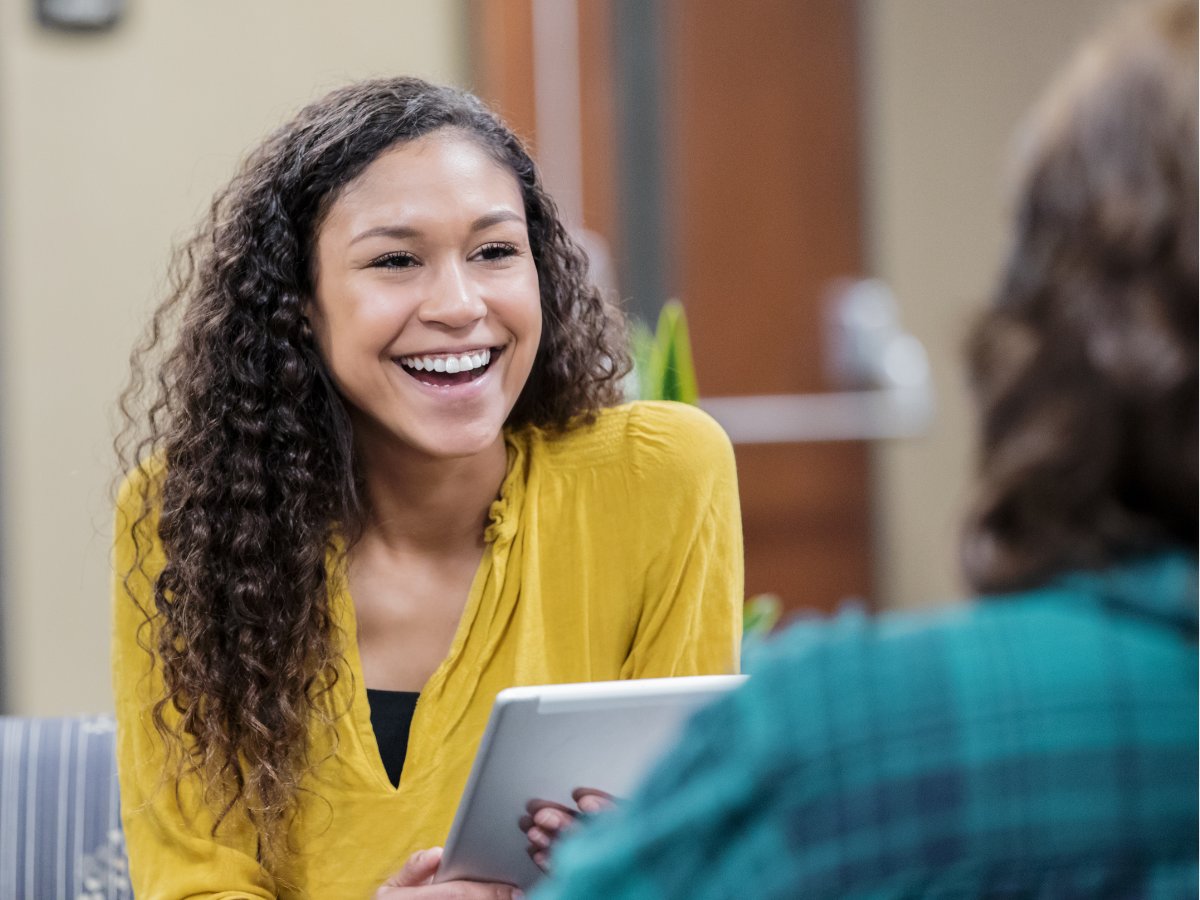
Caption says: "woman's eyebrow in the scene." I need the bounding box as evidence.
[349,224,420,246]
[470,209,525,232]
[348,210,524,247]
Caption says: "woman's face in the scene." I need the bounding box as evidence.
[309,131,542,464]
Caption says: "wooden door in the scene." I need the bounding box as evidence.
[470,0,872,615]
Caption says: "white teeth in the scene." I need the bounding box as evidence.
[398,348,495,374]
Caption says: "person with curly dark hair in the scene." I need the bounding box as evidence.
[112,77,743,898]
[528,2,1198,898]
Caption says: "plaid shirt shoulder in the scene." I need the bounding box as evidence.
[536,554,1199,900]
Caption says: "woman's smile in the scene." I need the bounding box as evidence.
[395,344,504,387]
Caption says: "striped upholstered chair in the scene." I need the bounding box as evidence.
[0,715,130,899]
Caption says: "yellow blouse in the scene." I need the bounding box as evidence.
[112,401,743,899]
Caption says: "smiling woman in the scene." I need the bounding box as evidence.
[111,78,743,899]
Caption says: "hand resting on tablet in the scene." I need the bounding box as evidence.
[520,788,617,872]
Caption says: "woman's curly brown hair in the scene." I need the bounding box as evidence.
[961,0,1197,594]
[114,77,629,861]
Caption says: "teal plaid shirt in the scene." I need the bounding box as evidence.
[533,553,1198,899]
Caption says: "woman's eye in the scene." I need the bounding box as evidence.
[371,252,418,269]
[476,242,519,262]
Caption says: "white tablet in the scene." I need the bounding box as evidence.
[435,674,747,890]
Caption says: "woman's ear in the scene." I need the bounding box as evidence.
[300,293,323,344]
[299,303,331,361]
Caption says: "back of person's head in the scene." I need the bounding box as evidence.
[962,0,1198,594]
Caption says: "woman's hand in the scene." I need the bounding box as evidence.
[519,788,616,872]
[375,847,524,899]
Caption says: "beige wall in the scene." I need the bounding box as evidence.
[0,1,468,715]
[862,0,1114,608]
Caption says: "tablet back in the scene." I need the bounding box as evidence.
[437,674,746,890]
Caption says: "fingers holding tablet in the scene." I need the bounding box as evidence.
[572,786,617,815]
[520,788,617,872]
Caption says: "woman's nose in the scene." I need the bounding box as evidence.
[417,262,487,328]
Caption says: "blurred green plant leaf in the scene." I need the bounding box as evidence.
[632,300,699,404]
[743,593,782,638]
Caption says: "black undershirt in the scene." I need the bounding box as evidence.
[365,688,420,788]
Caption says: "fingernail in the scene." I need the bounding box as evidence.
[418,846,442,864]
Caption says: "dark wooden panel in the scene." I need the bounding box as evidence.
[665,0,873,613]
[577,0,618,242]
[737,442,872,609]
[665,0,865,395]
[469,0,539,150]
